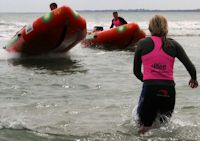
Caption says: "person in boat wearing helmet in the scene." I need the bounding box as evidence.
[110,11,128,28]
[133,15,198,135]
[50,2,58,11]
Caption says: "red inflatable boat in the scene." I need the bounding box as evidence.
[4,6,87,55]
[81,23,146,49]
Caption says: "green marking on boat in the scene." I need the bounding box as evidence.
[73,10,80,19]
[116,26,126,33]
[85,35,95,40]
[41,13,53,23]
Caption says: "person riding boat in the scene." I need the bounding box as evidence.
[110,11,127,28]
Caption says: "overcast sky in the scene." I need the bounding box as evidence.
[0,0,200,12]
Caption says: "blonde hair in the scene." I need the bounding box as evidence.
[149,15,168,37]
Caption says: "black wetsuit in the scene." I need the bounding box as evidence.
[110,17,128,28]
[134,36,197,126]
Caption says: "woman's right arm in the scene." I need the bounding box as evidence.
[133,41,143,82]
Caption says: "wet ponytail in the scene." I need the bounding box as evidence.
[162,36,170,49]
[149,15,169,48]
[149,15,168,37]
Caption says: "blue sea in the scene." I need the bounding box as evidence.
[0,11,200,140]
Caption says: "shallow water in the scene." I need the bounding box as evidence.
[0,12,200,140]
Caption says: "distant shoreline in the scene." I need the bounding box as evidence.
[0,9,200,13]
[78,9,200,12]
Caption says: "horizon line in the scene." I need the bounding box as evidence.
[0,9,200,13]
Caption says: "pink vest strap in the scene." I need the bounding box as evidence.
[142,36,175,80]
[113,18,122,27]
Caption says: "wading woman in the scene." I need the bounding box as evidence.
[133,15,198,134]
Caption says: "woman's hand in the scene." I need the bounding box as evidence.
[189,79,198,88]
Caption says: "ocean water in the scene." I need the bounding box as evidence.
[0,11,200,141]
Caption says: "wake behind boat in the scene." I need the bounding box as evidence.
[4,5,87,55]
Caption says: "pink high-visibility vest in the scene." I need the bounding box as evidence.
[142,36,175,80]
[113,18,122,27]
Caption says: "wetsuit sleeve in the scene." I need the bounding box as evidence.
[110,19,114,28]
[174,40,197,80]
[119,17,128,24]
[133,40,143,82]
